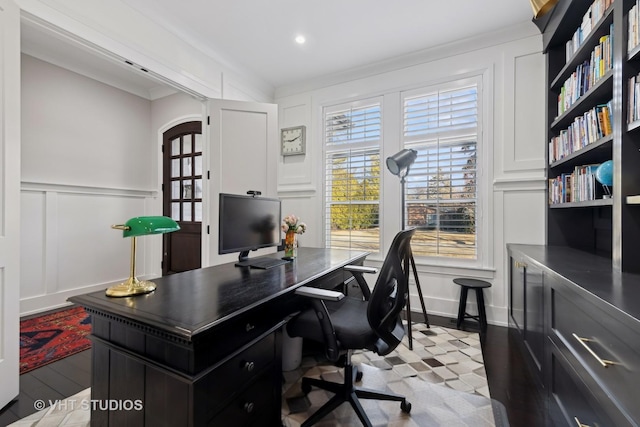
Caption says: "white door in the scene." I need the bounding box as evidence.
[0,0,21,410]
[203,99,278,267]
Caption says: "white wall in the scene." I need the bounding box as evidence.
[15,0,275,103]
[15,0,277,314]
[20,54,159,314]
[275,26,547,326]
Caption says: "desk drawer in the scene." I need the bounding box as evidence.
[196,331,276,419]
[208,370,279,427]
[194,306,282,372]
[550,284,640,424]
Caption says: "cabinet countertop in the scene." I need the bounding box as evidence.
[507,244,640,326]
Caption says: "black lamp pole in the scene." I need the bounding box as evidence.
[387,149,430,350]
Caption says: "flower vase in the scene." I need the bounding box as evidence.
[284,230,297,259]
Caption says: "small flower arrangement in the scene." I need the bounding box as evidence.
[282,214,306,235]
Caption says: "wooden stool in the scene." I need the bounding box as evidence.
[453,278,491,331]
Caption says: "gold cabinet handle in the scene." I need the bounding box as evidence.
[514,261,528,268]
[574,417,590,427]
[572,333,617,368]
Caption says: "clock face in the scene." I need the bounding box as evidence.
[281,126,305,156]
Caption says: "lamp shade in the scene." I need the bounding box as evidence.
[386,149,418,176]
[119,216,180,238]
[530,0,559,18]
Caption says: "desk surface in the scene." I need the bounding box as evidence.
[69,247,367,341]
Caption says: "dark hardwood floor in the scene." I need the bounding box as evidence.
[0,312,545,426]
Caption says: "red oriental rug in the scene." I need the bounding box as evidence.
[19,306,91,374]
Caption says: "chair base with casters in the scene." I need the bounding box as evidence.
[299,349,411,427]
[287,229,417,427]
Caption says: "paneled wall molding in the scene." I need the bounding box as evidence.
[22,181,157,198]
[19,274,155,316]
[493,176,547,192]
[277,186,316,197]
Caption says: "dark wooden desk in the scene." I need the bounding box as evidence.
[69,247,367,427]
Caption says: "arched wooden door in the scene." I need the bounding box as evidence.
[162,121,202,275]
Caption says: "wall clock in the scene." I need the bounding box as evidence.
[281,125,306,156]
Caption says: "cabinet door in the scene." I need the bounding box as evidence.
[509,255,544,383]
[524,262,545,378]
[509,256,525,332]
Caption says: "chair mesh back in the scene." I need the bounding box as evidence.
[367,228,415,355]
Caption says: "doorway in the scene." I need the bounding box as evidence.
[163,121,203,274]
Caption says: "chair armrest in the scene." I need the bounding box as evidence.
[292,288,342,362]
[295,286,345,301]
[343,264,377,301]
[344,265,378,274]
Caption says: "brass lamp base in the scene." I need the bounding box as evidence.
[106,276,156,297]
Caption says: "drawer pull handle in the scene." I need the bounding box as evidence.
[245,323,255,332]
[515,261,528,269]
[244,402,254,413]
[244,361,255,372]
[574,417,591,427]
[572,333,617,368]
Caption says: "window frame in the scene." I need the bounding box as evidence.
[399,75,485,268]
[322,96,383,254]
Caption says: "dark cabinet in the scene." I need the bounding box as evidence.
[509,257,525,331]
[508,244,640,427]
[509,256,545,384]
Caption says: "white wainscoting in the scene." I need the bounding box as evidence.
[20,182,158,315]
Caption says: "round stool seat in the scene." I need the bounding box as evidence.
[453,278,491,289]
[453,278,491,333]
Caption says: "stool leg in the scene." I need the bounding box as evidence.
[456,287,469,329]
[476,289,487,331]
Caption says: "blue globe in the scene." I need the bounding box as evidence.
[595,160,613,187]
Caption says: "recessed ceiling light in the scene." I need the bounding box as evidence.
[295,35,306,45]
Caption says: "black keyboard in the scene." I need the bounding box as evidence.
[235,257,289,269]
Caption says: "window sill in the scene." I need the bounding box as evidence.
[365,255,495,279]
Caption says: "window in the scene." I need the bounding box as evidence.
[324,98,382,252]
[401,80,480,260]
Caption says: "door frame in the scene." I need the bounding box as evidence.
[161,119,203,275]
[156,115,204,273]
[1,0,22,410]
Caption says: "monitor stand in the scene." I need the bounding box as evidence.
[234,250,290,269]
[235,250,252,267]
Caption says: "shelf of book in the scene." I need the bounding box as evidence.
[549,134,612,169]
[551,71,613,131]
[549,198,613,208]
[628,119,640,132]
[551,6,614,89]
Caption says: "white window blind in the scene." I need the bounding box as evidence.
[402,83,479,260]
[324,99,381,252]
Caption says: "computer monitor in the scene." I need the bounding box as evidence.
[218,193,281,263]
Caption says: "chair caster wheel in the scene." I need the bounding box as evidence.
[301,382,312,395]
[401,400,411,413]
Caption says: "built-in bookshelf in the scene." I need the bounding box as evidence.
[542,0,640,272]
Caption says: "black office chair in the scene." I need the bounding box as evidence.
[287,228,415,427]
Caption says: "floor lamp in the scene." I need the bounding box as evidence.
[386,149,430,350]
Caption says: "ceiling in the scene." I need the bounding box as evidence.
[118,0,535,88]
[21,1,536,97]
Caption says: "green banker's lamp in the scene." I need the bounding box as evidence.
[106,216,180,297]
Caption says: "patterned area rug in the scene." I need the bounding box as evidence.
[20,306,91,374]
[281,324,503,427]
